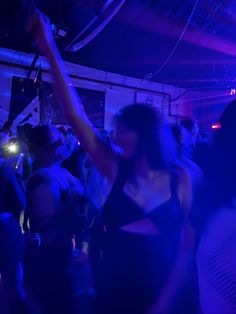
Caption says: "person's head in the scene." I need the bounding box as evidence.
[26,125,70,167]
[113,104,176,171]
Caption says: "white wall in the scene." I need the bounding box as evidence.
[0,47,192,130]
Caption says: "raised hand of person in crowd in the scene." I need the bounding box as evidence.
[27,11,55,56]
[28,10,117,181]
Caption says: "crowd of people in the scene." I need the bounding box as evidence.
[0,11,235,314]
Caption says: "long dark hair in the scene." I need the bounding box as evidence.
[114,103,177,171]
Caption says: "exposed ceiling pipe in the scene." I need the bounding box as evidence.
[65,0,126,52]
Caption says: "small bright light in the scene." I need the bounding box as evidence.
[230,88,236,95]
[7,143,18,153]
[211,123,221,129]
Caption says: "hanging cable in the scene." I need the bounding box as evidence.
[146,0,199,82]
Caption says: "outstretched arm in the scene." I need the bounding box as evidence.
[28,12,118,181]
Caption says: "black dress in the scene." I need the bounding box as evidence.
[91,161,183,314]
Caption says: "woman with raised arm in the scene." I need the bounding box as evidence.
[28,12,195,314]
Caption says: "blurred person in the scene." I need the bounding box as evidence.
[0,134,26,313]
[195,100,236,314]
[79,137,113,297]
[81,130,111,220]
[23,125,84,314]
[171,124,203,190]
[0,209,26,314]
[61,127,86,179]
[180,118,211,174]
[0,130,25,221]
[28,12,195,314]
[180,118,199,158]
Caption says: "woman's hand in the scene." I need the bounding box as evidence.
[27,11,55,56]
[27,11,118,181]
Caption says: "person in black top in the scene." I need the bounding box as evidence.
[28,12,195,314]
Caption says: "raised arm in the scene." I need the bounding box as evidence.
[28,12,118,181]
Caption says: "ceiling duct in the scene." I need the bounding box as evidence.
[65,0,126,52]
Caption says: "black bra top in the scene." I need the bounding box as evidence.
[102,159,183,237]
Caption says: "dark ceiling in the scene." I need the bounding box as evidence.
[1,0,236,90]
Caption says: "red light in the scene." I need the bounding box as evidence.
[211,123,221,129]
